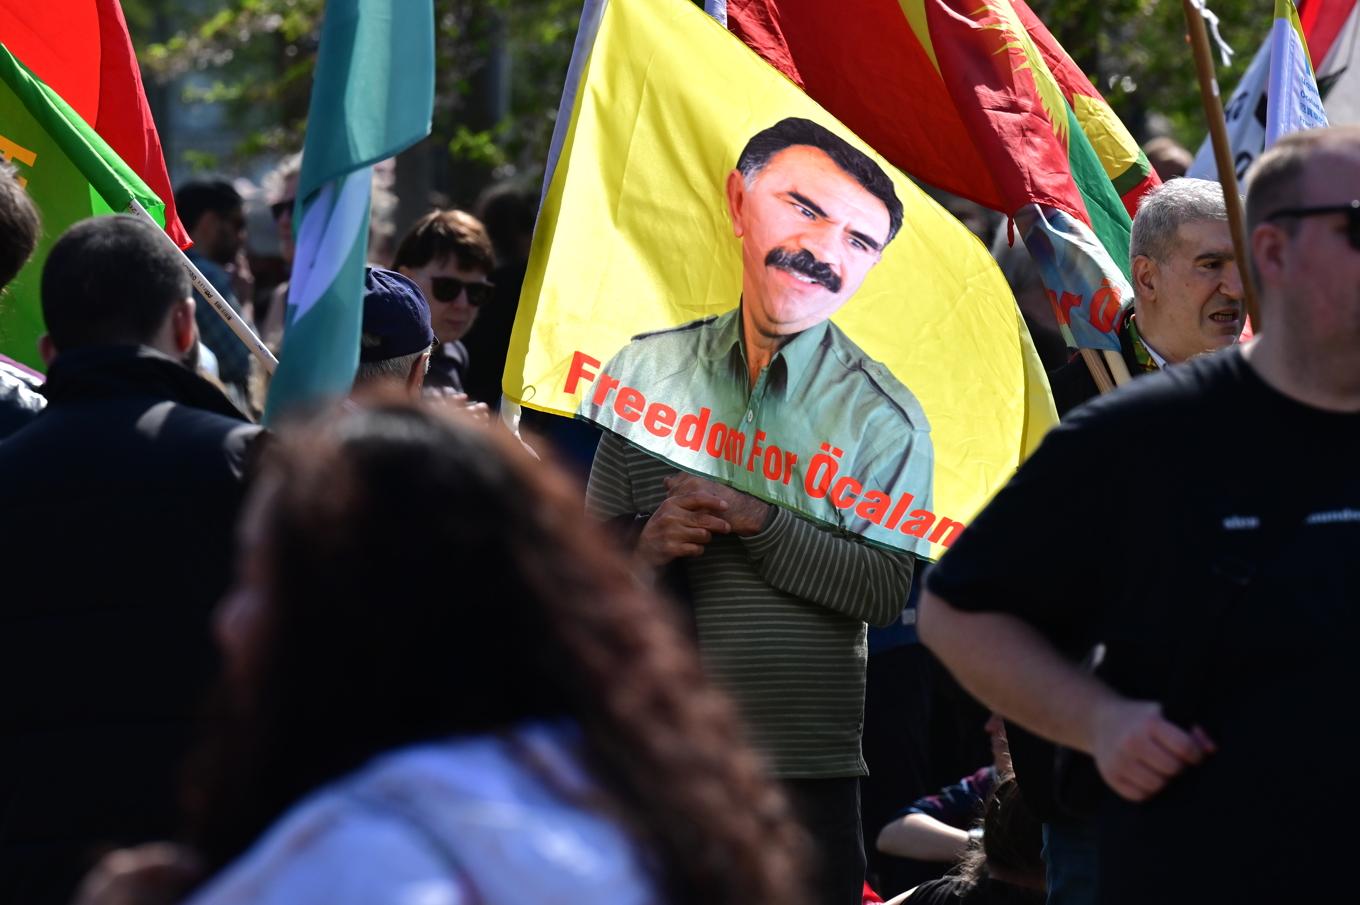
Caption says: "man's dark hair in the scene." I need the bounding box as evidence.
[392,208,496,274]
[174,179,243,232]
[1,163,41,291]
[41,215,191,351]
[736,117,904,244]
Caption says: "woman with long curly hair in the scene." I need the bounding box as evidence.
[75,400,809,905]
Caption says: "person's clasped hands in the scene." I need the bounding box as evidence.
[636,473,773,568]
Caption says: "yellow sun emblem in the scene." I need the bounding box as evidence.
[972,1,1070,149]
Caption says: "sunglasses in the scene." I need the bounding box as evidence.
[429,276,495,307]
[270,199,295,221]
[1264,200,1360,248]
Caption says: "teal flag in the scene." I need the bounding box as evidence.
[0,42,167,372]
[263,0,434,423]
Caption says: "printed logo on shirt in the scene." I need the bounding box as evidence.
[1222,515,1260,531]
[1305,508,1360,526]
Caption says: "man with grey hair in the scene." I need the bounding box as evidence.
[1049,177,1244,415]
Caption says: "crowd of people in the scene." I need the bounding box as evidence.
[0,118,1355,905]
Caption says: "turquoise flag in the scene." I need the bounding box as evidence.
[1266,0,1328,147]
[264,0,434,423]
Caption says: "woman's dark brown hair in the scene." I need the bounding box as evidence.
[184,399,809,904]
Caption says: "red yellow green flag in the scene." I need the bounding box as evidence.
[0,0,188,248]
[0,44,168,372]
[726,0,1161,351]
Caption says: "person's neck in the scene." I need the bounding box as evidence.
[1129,312,1180,365]
[1243,327,1360,412]
[738,297,787,390]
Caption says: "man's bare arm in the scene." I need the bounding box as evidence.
[916,589,1215,802]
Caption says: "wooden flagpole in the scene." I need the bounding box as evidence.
[1182,0,1262,330]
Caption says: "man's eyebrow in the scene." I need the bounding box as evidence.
[785,190,883,252]
[786,191,828,219]
[1195,250,1234,263]
[849,229,883,253]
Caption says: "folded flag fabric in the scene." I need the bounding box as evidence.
[0,0,188,248]
[263,0,434,424]
[0,43,168,372]
[1266,0,1329,146]
[723,0,1159,353]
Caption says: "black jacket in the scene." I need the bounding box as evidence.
[0,346,263,904]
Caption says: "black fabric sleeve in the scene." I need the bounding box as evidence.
[924,401,1132,652]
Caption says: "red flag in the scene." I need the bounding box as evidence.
[726,0,1156,221]
[0,0,189,248]
[1299,0,1356,67]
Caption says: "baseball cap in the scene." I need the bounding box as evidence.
[360,267,435,363]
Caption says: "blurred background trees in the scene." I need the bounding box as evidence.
[121,0,1263,233]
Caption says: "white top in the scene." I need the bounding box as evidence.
[186,722,658,905]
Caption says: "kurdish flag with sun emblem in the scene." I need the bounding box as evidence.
[724,0,1160,351]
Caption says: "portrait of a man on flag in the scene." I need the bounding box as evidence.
[577,116,934,552]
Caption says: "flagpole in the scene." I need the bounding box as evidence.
[126,198,278,374]
[1182,0,1262,330]
[1080,348,1116,394]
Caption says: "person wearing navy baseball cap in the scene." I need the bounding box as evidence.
[354,266,436,396]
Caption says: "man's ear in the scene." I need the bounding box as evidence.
[1251,223,1287,286]
[407,350,430,396]
[38,334,57,367]
[1131,254,1158,303]
[172,297,197,356]
[726,169,747,238]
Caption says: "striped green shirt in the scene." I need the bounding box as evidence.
[586,431,915,778]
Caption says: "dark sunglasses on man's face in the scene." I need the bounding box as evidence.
[270,199,295,221]
[430,276,495,307]
[1264,200,1360,249]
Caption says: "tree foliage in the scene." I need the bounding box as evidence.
[124,0,1274,185]
[124,0,580,187]
[1030,0,1265,145]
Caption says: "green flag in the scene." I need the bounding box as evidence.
[0,42,167,372]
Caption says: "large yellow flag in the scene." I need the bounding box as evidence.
[506,0,1055,559]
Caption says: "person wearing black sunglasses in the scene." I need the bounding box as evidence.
[393,209,497,401]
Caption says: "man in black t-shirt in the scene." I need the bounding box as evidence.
[916,126,1360,905]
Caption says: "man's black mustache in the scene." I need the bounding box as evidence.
[765,248,841,293]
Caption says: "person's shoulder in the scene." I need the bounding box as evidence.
[600,315,721,376]
[823,320,930,430]
[628,315,719,344]
[1063,346,1246,433]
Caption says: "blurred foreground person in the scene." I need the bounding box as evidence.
[77,401,810,905]
[918,126,1360,903]
[0,162,44,438]
[0,216,261,904]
